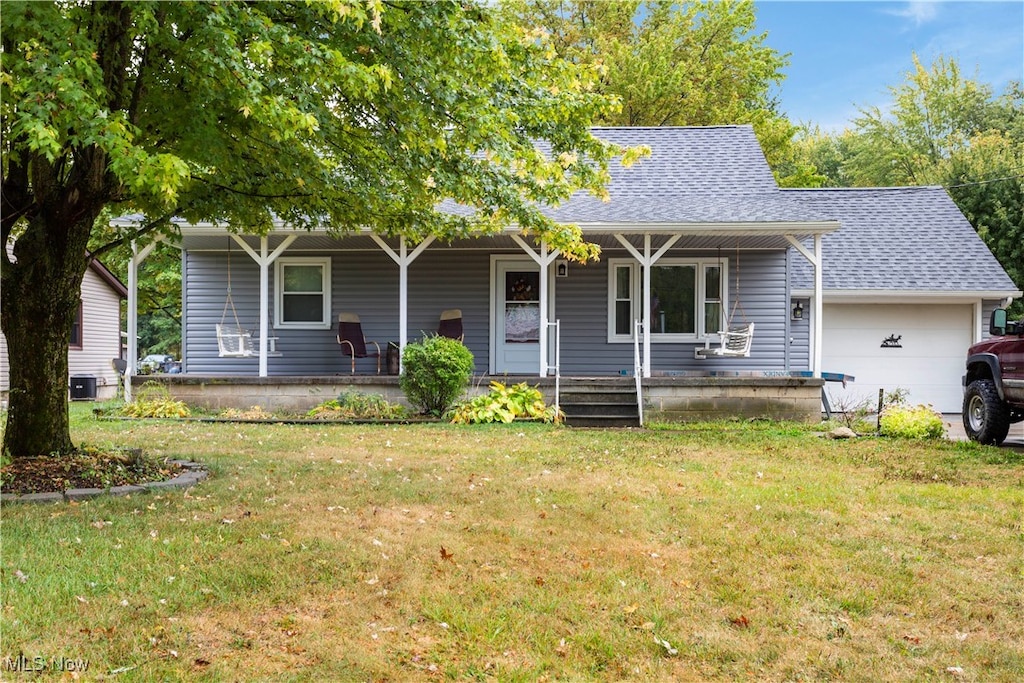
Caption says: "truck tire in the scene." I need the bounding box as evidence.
[963,379,1011,445]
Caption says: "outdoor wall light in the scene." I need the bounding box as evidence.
[555,260,569,278]
[792,301,804,320]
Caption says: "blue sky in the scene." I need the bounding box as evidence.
[754,1,1024,131]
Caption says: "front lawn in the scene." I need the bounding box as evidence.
[2,406,1022,681]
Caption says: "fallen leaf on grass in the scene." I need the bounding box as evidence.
[440,546,454,562]
[654,636,678,656]
[193,659,211,668]
[729,615,750,629]
[902,634,922,645]
[14,570,28,583]
[623,603,638,614]
[555,638,569,657]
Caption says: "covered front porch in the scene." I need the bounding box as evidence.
[118,219,836,407]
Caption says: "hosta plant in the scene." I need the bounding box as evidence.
[450,381,562,424]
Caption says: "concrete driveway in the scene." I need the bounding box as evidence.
[942,413,1024,449]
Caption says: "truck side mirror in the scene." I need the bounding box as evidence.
[989,308,1007,337]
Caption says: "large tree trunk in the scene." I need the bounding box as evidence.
[2,213,97,460]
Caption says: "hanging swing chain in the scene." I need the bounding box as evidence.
[220,236,244,329]
[728,238,748,327]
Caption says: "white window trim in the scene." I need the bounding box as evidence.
[607,257,729,343]
[274,257,332,329]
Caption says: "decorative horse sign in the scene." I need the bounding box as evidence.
[881,334,903,348]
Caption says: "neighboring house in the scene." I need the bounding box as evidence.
[0,256,128,402]
[116,125,1018,415]
[787,187,1020,412]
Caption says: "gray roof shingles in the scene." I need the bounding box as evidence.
[786,186,1018,293]
[452,125,836,224]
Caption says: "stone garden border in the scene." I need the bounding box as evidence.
[0,459,207,505]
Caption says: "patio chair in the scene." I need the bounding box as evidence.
[337,313,381,374]
[694,322,755,359]
[437,309,464,341]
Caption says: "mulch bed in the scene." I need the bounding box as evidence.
[1,448,182,495]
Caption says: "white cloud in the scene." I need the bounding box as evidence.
[886,1,939,27]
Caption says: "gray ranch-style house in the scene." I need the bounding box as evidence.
[116,125,1019,420]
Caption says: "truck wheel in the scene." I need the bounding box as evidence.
[963,379,1011,445]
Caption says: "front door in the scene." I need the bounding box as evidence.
[492,258,541,374]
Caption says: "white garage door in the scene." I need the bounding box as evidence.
[821,304,973,413]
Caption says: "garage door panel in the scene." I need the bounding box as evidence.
[822,304,972,413]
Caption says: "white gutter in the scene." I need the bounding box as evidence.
[791,289,1023,302]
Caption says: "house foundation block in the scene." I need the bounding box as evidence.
[136,374,824,423]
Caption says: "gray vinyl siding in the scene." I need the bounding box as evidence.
[185,246,792,376]
[185,248,496,375]
[981,298,1006,340]
[645,249,790,373]
[789,298,811,371]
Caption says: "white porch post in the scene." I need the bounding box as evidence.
[813,234,823,379]
[231,234,296,377]
[785,234,823,379]
[642,236,651,378]
[258,237,269,377]
[614,233,680,378]
[370,234,435,373]
[125,239,158,402]
[510,235,560,377]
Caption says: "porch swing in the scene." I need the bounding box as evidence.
[215,238,255,358]
[695,243,755,359]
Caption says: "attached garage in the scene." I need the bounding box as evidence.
[822,303,973,413]
[787,186,1020,417]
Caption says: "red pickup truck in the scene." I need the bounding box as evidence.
[962,308,1024,444]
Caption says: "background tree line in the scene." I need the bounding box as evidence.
[100,1,1023,360]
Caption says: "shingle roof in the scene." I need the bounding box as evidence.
[446,126,836,225]
[786,186,1019,293]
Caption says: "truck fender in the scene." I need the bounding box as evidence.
[963,353,1004,401]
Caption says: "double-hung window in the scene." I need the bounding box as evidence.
[69,300,83,349]
[274,257,331,329]
[608,258,727,342]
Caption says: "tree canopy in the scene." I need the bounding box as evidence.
[1,0,640,458]
[500,0,824,187]
[793,55,1024,313]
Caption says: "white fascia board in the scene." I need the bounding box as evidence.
[572,221,840,236]
[790,288,1023,303]
[168,220,842,238]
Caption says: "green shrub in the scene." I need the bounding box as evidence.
[306,391,409,420]
[450,381,562,424]
[120,382,191,418]
[400,336,474,416]
[879,404,944,439]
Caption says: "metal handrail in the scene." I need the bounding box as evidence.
[633,319,644,426]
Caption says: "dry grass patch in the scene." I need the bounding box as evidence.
[2,409,1022,681]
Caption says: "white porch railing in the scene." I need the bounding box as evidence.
[546,319,561,414]
[633,319,644,427]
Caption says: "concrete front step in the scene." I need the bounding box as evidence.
[564,415,641,428]
[559,379,641,427]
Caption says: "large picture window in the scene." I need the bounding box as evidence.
[274,257,331,329]
[608,258,727,342]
